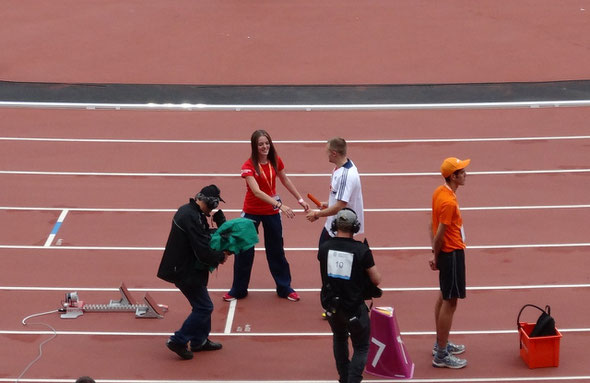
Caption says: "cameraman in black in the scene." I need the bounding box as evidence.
[318,208,382,383]
[157,185,230,360]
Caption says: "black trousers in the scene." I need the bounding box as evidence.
[327,304,370,383]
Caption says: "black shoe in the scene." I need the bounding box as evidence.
[191,339,222,352]
[167,340,193,360]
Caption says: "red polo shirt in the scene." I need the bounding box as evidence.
[241,156,285,215]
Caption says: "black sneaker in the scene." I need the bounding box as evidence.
[191,339,222,352]
[167,340,193,360]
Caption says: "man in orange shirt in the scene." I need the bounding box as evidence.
[429,157,470,369]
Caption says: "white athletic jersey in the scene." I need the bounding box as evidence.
[324,159,364,236]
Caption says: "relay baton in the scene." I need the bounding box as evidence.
[307,193,323,209]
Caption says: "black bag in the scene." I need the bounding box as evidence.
[363,280,383,299]
[517,304,556,340]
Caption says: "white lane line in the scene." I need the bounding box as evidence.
[1,206,178,212]
[1,327,588,337]
[2,135,590,144]
[1,243,590,251]
[2,377,590,383]
[224,299,237,334]
[3,378,590,383]
[43,209,68,247]
[3,204,590,213]
[0,245,165,251]
[2,169,590,177]
[2,99,590,110]
[1,283,589,293]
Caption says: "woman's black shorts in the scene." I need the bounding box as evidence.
[437,249,466,300]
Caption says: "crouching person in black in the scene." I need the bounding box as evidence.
[157,185,231,360]
[318,208,382,383]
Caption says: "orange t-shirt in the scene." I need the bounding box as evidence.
[431,184,466,252]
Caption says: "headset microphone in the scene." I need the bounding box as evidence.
[330,208,361,234]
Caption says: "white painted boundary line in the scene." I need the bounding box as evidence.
[2,135,590,144]
[2,243,590,251]
[2,99,590,110]
[2,283,589,293]
[2,379,590,383]
[2,168,590,177]
[224,299,237,334]
[1,328,589,337]
[3,204,590,213]
[3,378,590,383]
[2,378,590,383]
[43,209,68,247]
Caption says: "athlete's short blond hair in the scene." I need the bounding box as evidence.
[327,137,347,156]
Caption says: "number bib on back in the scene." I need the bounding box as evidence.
[327,250,354,280]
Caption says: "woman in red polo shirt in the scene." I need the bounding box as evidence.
[223,130,310,302]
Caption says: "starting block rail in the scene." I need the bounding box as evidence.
[60,283,168,319]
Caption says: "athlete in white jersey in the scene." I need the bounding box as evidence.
[307,137,364,246]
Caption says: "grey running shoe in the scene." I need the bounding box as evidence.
[432,341,466,356]
[432,353,467,369]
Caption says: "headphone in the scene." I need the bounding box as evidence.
[196,192,220,210]
[330,207,361,234]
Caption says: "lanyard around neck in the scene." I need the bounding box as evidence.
[259,163,274,190]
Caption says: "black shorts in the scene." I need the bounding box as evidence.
[437,249,466,300]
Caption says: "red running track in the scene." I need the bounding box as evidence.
[2,1,590,84]
[2,1,590,381]
[2,106,590,382]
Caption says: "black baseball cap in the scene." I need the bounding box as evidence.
[199,184,225,203]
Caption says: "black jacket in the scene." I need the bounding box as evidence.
[157,198,225,286]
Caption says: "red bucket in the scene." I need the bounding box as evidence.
[519,322,562,368]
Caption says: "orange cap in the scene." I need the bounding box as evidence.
[441,157,471,178]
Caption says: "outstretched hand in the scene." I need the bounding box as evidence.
[306,210,319,222]
[280,204,295,219]
[299,200,310,212]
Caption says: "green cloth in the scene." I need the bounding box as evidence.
[210,218,259,254]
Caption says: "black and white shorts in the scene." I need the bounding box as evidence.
[437,249,466,300]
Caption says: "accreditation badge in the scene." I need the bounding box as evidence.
[327,250,354,280]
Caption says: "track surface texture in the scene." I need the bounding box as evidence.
[1,1,590,383]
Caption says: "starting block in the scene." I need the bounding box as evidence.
[60,282,168,319]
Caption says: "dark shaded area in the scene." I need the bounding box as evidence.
[1,80,590,105]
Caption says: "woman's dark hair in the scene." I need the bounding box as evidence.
[250,130,278,174]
